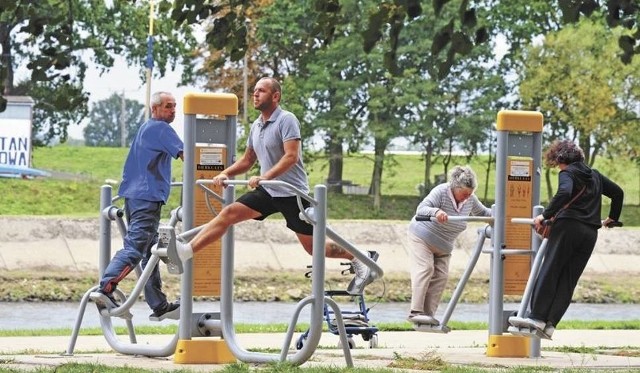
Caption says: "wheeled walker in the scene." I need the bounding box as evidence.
[296,258,380,349]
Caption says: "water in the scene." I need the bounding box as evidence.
[1,301,639,330]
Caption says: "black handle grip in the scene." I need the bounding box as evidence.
[415,214,433,221]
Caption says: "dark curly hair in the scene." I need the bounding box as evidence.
[544,140,585,167]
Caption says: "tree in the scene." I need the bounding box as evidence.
[519,18,640,199]
[180,0,640,203]
[83,93,144,147]
[0,1,198,145]
[555,0,640,64]
[170,0,489,78]
[380,1,503,199]
[167,0,640,84]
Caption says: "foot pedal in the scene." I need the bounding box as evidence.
[507,316,551,339]
[507,325,549,339]
[413,324,450,334]
[158,226,183,275]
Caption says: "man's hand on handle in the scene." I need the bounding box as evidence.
[212,173,229,187]
[248,176,266,189]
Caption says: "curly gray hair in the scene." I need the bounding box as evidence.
[449,165,478,191]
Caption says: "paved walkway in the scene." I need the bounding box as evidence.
[2,330,640,371]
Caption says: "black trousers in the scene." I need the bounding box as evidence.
[528,219,598,326]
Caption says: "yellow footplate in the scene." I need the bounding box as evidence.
[486,334,530,357]
[174,339,236,364]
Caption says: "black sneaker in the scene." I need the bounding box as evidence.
[90,290,120,310]
[149,302,180,321]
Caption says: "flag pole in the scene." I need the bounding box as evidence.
[144,0,155,120]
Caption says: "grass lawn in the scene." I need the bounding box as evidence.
[1,145,638,223]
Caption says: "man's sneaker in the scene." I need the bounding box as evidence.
[90,290,120,310]
[149,302,180,321]
[346,250,380,295]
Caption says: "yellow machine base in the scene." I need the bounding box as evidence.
[174,339,236,364]
[486,334,530,357]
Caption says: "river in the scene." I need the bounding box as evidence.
[1,301,639,330]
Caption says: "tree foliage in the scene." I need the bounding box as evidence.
[0,0,198,145]
[556,0,640,63]
[83,93,144,147]
[6,0,640,202]
[519,18,640,198]
[171,0,489,79]
[190,0,506,207]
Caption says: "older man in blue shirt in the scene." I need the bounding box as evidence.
[93,91,183,321]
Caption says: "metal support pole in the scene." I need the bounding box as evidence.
[98,185,113,278]
[489,130,508,335]
[178,113,196,341]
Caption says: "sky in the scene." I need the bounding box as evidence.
[74,57,200,140]
[73,34,512,145]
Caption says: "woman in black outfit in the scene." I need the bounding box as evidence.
[516,139,624,339]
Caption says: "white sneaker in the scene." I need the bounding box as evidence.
[176,240,193,263]
[407,314,439,326]
[542,323,555,339]
[346,251,379,294]
[522,318,546,332]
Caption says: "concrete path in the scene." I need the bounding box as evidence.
[2,330,640,371]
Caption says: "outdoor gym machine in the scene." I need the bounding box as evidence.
[174,93,383,366]
[487,110,543,358]
[64,182,184,357]
[412,110,544,359]
[412,215,494,334]
[65,93,383,366]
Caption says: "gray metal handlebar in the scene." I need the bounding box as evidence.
[195,179,317,207]
[415,214,494,223]
[511,217,623,228]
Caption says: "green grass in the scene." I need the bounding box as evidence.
[2,320,639,338]
[3,145,639,224]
